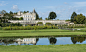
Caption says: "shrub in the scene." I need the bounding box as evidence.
[3,25,58,30]
[0,26,2,30]
[37,22,43,24]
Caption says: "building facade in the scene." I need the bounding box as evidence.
[0,14,4,17]
[14,9,36,21]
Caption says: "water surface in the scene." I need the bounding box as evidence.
[0,36,86,45]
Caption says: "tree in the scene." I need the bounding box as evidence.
[45,18,48,20]
[35,12,39,20]
[71,12,77,22]
[9,11,13,14]
[74,14,85,24]
[48,12,57,20]
[19,17,23,20]
[39,17,42,20]
[0,10,6,14]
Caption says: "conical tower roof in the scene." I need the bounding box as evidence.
[33,9,36,13]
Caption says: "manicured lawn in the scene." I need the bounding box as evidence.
[0,29,86,37]
[0,44,86,52]
[0,29,71,33]
[74,28,86,30]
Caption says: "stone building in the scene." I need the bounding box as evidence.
[0,14,4,17]
[14,9,36,20]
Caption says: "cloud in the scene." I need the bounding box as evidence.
[74,2,86,7]
[12,5,19,11]
[0,1,8,6]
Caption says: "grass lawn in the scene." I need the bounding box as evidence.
[0,29,86,37]
[74,28,86,30]
[0,44,86,52]
[0,29,71,33]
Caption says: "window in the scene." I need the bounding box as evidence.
[34,15,35,17]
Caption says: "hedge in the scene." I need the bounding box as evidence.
[2,26,58,30]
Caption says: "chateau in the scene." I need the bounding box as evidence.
[8,9,68,25]
[14,9,36,21]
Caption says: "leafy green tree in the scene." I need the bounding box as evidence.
[71,12,77,22]
[45,18,48,20]
[85,19,86,25]
[74,14,85,24]
[0,10,6,14]
[9,11,13,14]
[19,17,23,20]
[48,12,57,20]
[39,17,42,20]
[35,13,39,20]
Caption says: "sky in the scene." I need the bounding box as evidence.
[0,0,86,20]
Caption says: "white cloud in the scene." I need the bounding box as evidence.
[0,1,8,6]
[74,2,86,7]
[12,5,19,11]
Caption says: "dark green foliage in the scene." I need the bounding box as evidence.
[37,22,43,24]
[0,26,2,30]
[9,11,13,14]
[39,17,42,20]
[67,26,85,28]
[74,14,85,24]
[48,12,57,20]
[46,23,51,24]
[71,12,77,22]
[46,23,52,26]
[3,26,58,30]
[35,13,39,20]
[0,23,22,27]
[19,17,23,20]
[45,18,49,20]
[66,19,71,21]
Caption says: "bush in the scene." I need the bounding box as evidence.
[3,26,58,30]
[37,22,43,24]
[67,26,85,28]
[0,26,2,30]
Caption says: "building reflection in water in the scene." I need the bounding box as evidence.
[0,38,39,45]
[15,38,39,45]
[71,37,86,44]
[48,37,57,45]
[0,37,86,45]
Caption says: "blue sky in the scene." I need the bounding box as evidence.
[0,0,86,20]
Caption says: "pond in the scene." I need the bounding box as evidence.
[0,36,86,45]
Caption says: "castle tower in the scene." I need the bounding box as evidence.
[33,9,36,13]
[17,11,21,15]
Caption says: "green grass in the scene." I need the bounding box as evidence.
[74,28,86,32]
[74,28,86,30]
[0,44,86,52]
[0,29,71,33]
[0,29,86,37]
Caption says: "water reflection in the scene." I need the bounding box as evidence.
[71,37,86,44]
[15,38,39,45]
[0,37,86,45]
[0,38,39,45]
[49,37,57,45]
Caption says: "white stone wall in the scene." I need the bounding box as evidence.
[8,20,66,25]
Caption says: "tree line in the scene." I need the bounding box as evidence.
[71,12,86,24]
